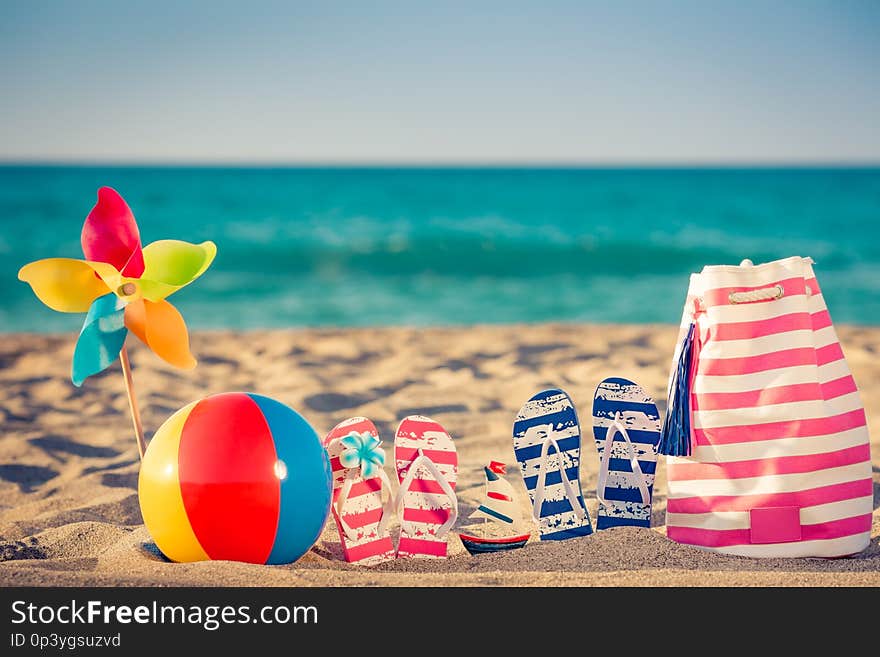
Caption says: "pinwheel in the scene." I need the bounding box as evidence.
[18,187,216,458]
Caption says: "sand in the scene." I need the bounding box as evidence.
[1,323,878,587]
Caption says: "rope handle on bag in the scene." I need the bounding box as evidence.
[728,284,784,304]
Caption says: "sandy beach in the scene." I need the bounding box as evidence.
[1,323,878,587]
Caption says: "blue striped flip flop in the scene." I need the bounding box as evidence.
[513,389,593,541]
[592,377,661,530]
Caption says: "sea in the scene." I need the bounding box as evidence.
[1,165,878,332]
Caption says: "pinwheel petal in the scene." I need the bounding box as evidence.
[124,299,196,369]
[81,187,145,277]
[17,258,111,312]
[80,260,126,292]
[139,240,217,301]
[123,298,148,344]
[72,293,127,386]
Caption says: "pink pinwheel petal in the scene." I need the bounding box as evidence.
[81,187,145,277]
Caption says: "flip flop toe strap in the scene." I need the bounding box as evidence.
[597,412,650,510]
[331,436,396,542]
[526,424,588,524]
[335,468,395,542]
[395,449,459,538]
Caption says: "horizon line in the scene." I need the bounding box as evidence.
[1,158,880,169]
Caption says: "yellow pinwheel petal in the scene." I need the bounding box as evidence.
[82,259,124,290]
[81,260,146,302]
[124,299,196,369]
[139,240,217,301]
[17,258,111,313]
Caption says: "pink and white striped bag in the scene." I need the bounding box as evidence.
[659,256,872,558]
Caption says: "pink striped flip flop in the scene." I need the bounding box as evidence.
[324,417,396,566]
[394,415,459,558]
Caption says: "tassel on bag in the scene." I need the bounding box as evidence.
[658,321,697,456]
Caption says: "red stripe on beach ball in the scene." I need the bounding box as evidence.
[178,393,280,563]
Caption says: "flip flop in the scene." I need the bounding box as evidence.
[513,389,593,541]
[394,415,459,558]
[592,377,661,529]
[324,417,396,565]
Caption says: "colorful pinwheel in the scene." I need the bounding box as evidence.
[17,187,216,457]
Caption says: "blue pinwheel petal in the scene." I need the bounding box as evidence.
[72,293,128,386]
[370,449,385,467]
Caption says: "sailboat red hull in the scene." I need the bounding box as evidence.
[458,532,531,555]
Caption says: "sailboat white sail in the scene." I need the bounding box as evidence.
[468,461,521,526]
[459,461,531,555]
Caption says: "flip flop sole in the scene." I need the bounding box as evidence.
[592,378,661,529]
[395,415,458,558]
[324,417,395,565]
[513,389,593,541]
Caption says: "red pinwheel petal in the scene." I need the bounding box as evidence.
[81,187,145,277]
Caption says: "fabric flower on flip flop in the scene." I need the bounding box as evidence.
[18,187,216,386]
[338,431,386,478]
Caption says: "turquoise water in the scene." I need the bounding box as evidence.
[1,166,879,331]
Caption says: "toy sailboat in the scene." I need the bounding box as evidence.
[458,461,531,555]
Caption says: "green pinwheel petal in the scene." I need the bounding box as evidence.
[139,239,217,301]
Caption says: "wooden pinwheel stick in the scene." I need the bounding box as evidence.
[119,346,147,460]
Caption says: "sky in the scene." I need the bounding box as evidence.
[1,0,879,164]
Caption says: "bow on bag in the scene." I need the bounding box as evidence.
[17,187,216,386]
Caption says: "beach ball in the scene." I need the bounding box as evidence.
[138,392,332,564]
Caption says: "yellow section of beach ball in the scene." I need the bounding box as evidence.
[138,400,209,563]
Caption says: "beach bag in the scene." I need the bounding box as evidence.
[659,256,872,558]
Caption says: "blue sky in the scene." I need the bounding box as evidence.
[2,1,878,163]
